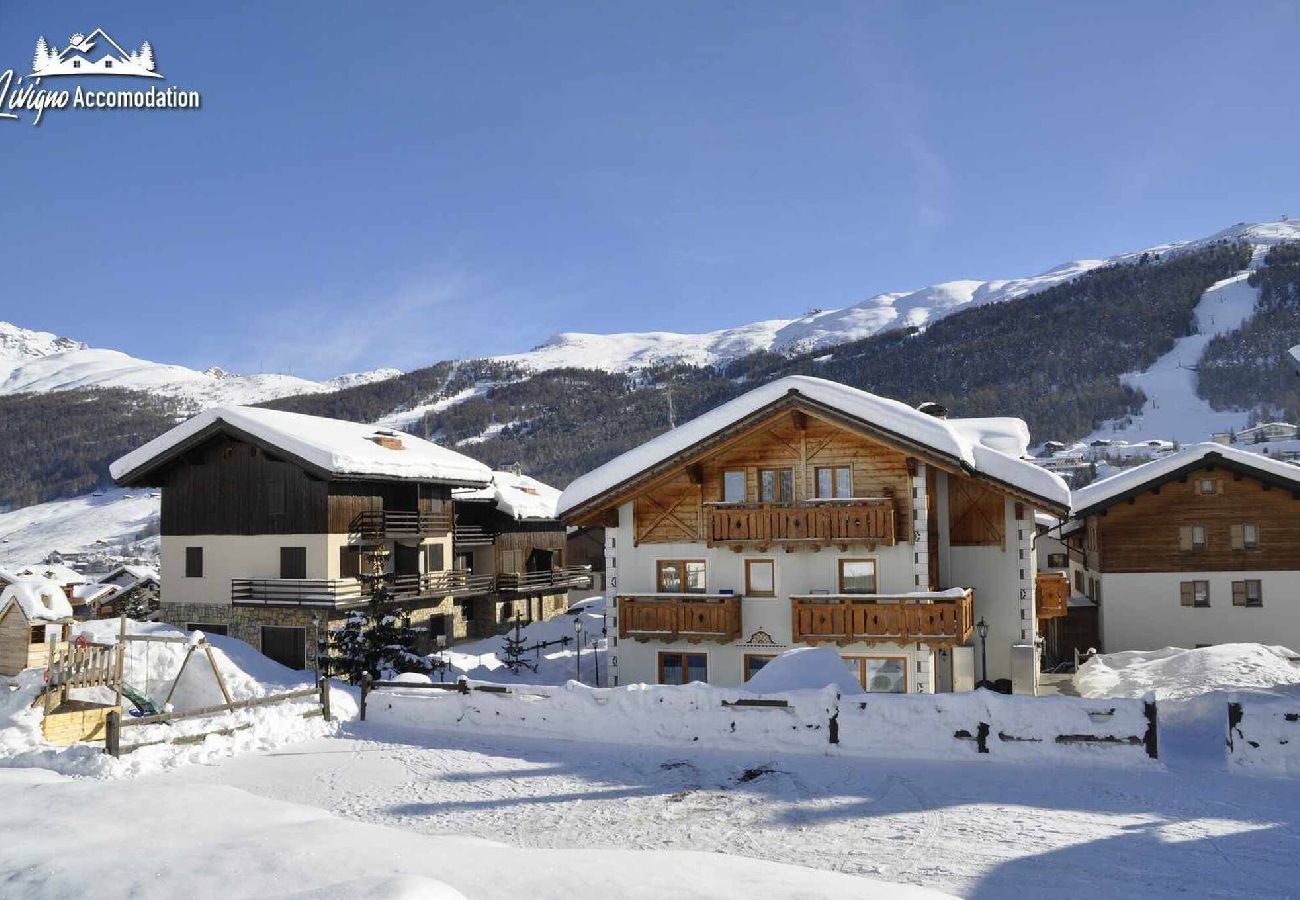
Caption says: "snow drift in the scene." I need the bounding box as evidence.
[1075,644,1300,701]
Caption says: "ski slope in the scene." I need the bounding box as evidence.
[0,488,160,567]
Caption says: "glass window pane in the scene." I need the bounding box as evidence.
[686,654,708,683]
[745,656,773,680]
[747,560,774,594]
[779,469,794,502]
[661,654,683,685]
[684,562,706,592]
[866,658,906,693]
[836,467,852,498]
[760,470,776,503]
[816,468,832,498]
[1244,524,1258,546]
[659,562,681,592]
[723,470,746,503]
[841,560,877,594]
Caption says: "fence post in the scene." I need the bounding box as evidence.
[976,721,990,754]
[104,710,120,758]
[1144,700,1159,760]
[319,676,332,723]
[1227,701,1243,754]
[458,677,470,695]
[359,672,371,722]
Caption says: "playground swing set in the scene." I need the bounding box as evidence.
[35,616,331,753]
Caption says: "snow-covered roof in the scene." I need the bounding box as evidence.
[1072,442,1300,514]
[98,564,159,587]
[0,578,73,622]
[70,583,116,603]
[111,406,493,487]
[557,376,1069,516]
[9,563,86,586]
[453,471,561,520]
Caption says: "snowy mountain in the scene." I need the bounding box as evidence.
[0,488,160,568]
[498,220,1300,374]
[0,322,399,408]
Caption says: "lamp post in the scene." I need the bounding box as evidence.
[574,617,584,684]
[975,617,990,689]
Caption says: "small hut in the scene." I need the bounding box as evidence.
[0,579,75,676]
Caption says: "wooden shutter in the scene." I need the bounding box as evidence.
[1179,582,1194,606]
[339,545,361,579]
[1232,581,1247,606]
[1230,524,1244,550]
[427,543,445,572]
[1178,527,1193,551]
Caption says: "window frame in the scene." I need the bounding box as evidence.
[656,559,707,594]
[1180,579,1210,608]
[838,558,879,595]
[280,546,307,580]
[744,558,776,597]
[1196,477,1218,496]
[658,650,708,685]
[758,467,795,504]
[721,469,747,504]
[185,546,203,578]
[1231,523,1260,551]
[743,653,777,682]
[1046,552,1069,569]
[814,465,853,499]
[1233,579,1264,608]
[842,655,908,693]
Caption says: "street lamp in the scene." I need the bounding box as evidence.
[975,617,990,689]
[574,619,585,681]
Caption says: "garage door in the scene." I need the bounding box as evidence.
[261,625,306,670]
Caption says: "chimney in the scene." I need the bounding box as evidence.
[917,401,948,419]
[370,431,404,451]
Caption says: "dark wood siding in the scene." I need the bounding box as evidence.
[160,435,328,535]
[1094,464,1300,572]
[327,482,451,533]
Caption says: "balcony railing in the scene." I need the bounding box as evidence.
[351,510,452,542]
[453,524,495,547]
[386,570,497,601]
[617,594,742,644]
[1035,572,1070,621]
[232,578,366,609]
[789,589,974,648]
[707,499,897,548]
[497,566,593,594]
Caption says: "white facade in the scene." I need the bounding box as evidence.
[1099,570,1300,653]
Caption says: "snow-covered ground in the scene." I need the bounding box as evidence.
[1075,644,1300,702]
[436,597,608,685]
[0,488,160,567]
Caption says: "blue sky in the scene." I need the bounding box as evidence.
[2,2,1298,379]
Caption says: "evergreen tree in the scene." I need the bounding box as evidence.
[137,41,155,71]
[33,36,48,71]
[319,605,431,681]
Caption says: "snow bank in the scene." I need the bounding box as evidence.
[0,769,950,900]
[438,598,608,685]
[1227,690,1300,778]
[368,679,1155,767]
[1075,644,1300,701]
[743,646,865,695]
[111,405,492,485]
[0,619,356,777]
[0,578,73,621]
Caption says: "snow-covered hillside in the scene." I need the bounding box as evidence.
[499,220,1300,374]
[0,488,160,567]
[0,321,398,408]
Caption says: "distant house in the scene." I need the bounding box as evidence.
[1068,443,1300,653]
[93,565,161,619]
[0,579,74,676]
[450,471,586,639]
[1216,422,1299,445]
[110,406,495,670]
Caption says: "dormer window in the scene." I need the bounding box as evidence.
[1196,478,1218,496]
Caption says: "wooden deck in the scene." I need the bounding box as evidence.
[707,500,897,549]
[789,590,974,648]
[617,594,742,644]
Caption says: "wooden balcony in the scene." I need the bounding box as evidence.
[789,589,974,649]
[497,566,593,595]
[453,523,495,547]
[232,578,366,609]
[351,510,452,543]
[617,594,742,644]
[707,499,897,549]
[1036,572,1070,621]
[386,570,497,601]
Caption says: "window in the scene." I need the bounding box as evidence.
[1231,524,1259,550]
[743,654,776,681]
[1233,580,1263,608]
[185,546,203,578]
[186,623,228,636]
[843,656,907,693]
[758,467,794,504]
[261,626,306,670]
[815,466,853,499]
[427,542,445,572]
[657,560,706,593]
[72,59,81,69]
[455,597,476,621]
[1074,570,1085,593]
[339,545,361,579]
[1179,525,1207,551]
[103,59,113,69]
[722,470,747,503]
[1179,580,1210,608]
[280,546,307,580]
[659,651,708,685]
[1047,552,1068,569]
[838,559,877,594]
[745,559,775,597]
[1196,477,1218,495]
